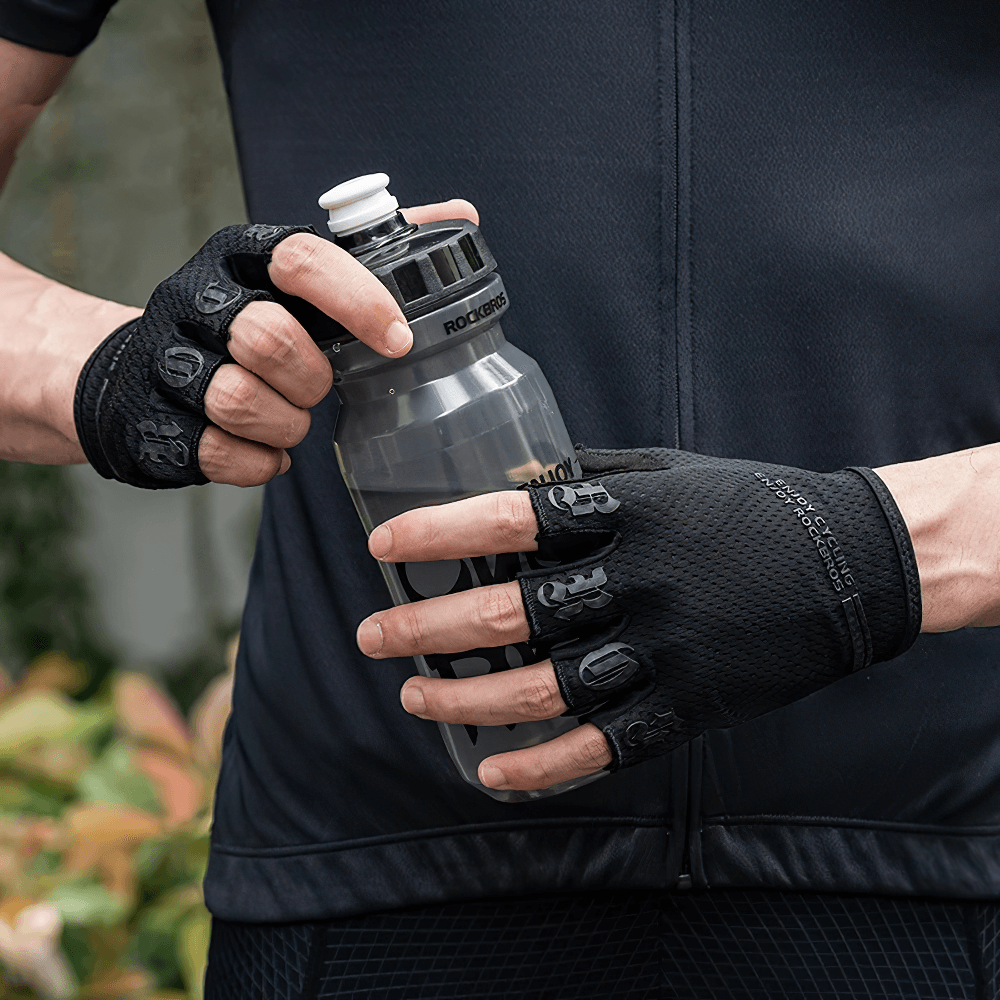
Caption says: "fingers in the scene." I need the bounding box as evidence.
[368,491,539,563]
[400,659,567,726]
[203,364,311,450]
[268,232,413,357]
[198,425,289,487]
[228,300,333,408]
[402,199,480,226]
[357,581,529,659]
[478,724,612,791]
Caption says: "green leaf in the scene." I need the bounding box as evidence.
[0,775,71,816]
[135,838,170,878]
[60,923,96,984]
[47,880,128,926]
[76,740,160,812]
[0,692,108,758]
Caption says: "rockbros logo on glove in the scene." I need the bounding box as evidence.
[579,643,638,689]
[625,710,678,748]
[195,280,241,314]
[536,567,613,620]
[547,482,620,516]
[159,346,205,388]
[137,418,189,467]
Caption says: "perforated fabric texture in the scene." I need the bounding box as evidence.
[978,904,1000,999]
[205,890,1000,999]
[204,919,316,999]
[518,446,920,769]
[73,224,314,489]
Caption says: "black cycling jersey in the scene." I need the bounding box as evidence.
[5,0,1000,923]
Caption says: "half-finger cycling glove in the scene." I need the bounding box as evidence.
[518,447,921,770]
[73,223,322,489]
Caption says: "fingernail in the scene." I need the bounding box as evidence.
[479,764,510,790]
[385,320,412,356]
[369,523,392,559]
[279,451,291,475]
[357,617,384,657]
[400,681,427,717]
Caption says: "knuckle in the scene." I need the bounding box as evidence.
[197,427,227,477]
[519,670,561,719]
[298,362,334,409]
[198,430,281,487]
[491,491,532,550]
[577,729,612,770]
[476,588,521,642]
[525,755,560,790]
[246,309,298,369]
[209,367,259,425]
[268,233,323,288]
[414,512,443,556]
[397,606,426,651]
[432,683,464,720]
[341,269,387,324]
[250,447,285,485]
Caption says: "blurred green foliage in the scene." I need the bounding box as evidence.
[0,649,233,999]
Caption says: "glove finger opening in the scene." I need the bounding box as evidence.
[548,619,649,716]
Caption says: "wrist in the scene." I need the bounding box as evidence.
[874,445,1000,632]
[0,252,140,463]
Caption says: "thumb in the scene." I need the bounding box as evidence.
[402,199,479,226]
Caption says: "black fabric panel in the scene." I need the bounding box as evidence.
[688,0,1000,469]
[205,823,673,923]
[0,0,117,55]
[701,822,1000,899]
[205,890,1000,999]
[700,629,1000,826]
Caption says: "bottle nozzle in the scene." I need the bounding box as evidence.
[319,173,399,236]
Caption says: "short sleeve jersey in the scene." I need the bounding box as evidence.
[5,0,1000,922]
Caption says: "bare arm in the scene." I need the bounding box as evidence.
[0,37,139,463]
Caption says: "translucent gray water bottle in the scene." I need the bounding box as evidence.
[317,173,602,802]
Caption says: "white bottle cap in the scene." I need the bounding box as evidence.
[318,173,400,236]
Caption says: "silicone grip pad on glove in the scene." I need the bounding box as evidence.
[73,223,319,489]
[517,447,922,770]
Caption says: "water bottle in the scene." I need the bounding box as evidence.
[316,174,603,802]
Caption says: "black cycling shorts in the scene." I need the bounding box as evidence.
[204,888,1000,999]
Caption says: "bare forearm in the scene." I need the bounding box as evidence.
[0,251,140,463]
[876,445,1000,633]
[0,38,140,463]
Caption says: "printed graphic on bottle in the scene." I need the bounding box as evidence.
[350,454,588,797]
[396,550,549,748]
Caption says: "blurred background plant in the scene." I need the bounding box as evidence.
[0,645,233,999]
[0,0,260,994]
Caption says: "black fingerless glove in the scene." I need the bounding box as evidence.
[73,223,326,489]
[518,447,921,770]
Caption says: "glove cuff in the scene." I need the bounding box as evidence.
[74,319,139,481]
[849,466,923,657]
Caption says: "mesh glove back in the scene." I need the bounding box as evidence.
[518,447,922,770]
[73,223,338,489]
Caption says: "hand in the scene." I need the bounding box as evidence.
[357,447,921,792]
[73,201,477,488]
